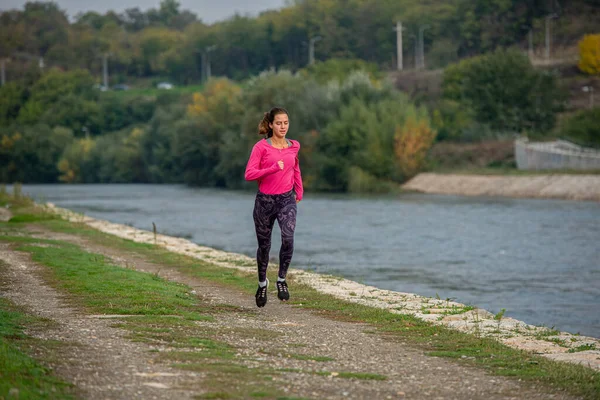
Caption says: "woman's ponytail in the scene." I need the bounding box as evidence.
[258,112,271,137]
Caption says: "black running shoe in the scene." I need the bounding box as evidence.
[276,280,290,301]
[255,279,269,308]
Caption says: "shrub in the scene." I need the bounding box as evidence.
[442,49,565,134]
[559,108,600,148]
[578,34,600,76]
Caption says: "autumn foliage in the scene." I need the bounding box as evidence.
[394,111,437,179]
[578,34,600,75]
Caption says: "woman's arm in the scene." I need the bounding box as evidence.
[244,145,280,181]
[293,155,304,202]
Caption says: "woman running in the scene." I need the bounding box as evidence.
[244,107,303,308]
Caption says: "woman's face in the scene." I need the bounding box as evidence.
[269,113,289,139]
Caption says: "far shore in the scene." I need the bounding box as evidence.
[402,172,600,202]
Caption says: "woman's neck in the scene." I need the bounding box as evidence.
[270,136,287,146]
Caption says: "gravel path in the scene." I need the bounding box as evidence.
[0,224,581,399]
[0,242,198,400]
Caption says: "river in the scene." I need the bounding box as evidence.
[17,184,600,338]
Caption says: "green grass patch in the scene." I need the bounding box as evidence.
[0,297,76,399]
[440,305,475,315]
[101,84,205,99]
[260,350,334,363]
[568,344,597,353]
[9,214,60,223]
[14,242,206,317]
[315,371,387,380]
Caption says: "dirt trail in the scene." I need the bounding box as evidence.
[0,241,198,400]
[0,224,581,399]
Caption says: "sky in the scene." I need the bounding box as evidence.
[1,0,289,24]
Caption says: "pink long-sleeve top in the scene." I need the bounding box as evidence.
[244,138,304,201]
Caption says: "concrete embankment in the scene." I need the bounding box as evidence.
[403,173,600,202]
[48,203,600,371]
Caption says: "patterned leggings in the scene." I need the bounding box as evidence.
[253,190,297,282]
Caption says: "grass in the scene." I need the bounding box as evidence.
[568,344,597,353]
[0,193,293,398]
[440,305,475,315]
[0,233,290,398]
[100,84,204,99]
[289,354,334,362]
[0,296,76,399]
[2,191,600,399]
[40,220,599,399]
[314,371,387,380]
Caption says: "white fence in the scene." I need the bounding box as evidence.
[515,139,600,170]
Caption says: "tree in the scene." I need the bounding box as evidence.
[578,34,600,75]
[58,136,95,183]
[1,124,73,183]
[394,107,437,179]
[316,77,433,191]
[442,49,565,134]
[134,27,184,76]
[16,68,98,130]
[121,8,149,32]
[180,78,242,186]
[0,82,28,126]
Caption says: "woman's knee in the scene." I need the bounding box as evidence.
[281,236,294,248]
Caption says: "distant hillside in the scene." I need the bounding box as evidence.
[0,0,598,83]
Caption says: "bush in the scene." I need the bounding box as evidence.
[216,70,330,189]
[100,95,156,133]
[316,92,434,190]
[431,99,477,142]
[299,58,382,84]
[0,82,28,126]
[17,68,97,126]
[394,107,437,179]
[578,34,600,76]
[1,125,73,183]
[559,108,600,148]
[442,49,565,135]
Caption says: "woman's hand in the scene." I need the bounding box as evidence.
[277,160,284,170]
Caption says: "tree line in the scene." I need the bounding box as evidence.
[1,0,597,83]
[0,1,597,188]
[3,49,586,187]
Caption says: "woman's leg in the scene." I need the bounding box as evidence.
[253,193,277,283]
[276,193,297,280]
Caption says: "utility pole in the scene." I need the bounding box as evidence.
[418,25,430,70]
[102,53,109,89]
[308,35,322,65]
[202,45,217,82]
[582,86,595,109]
[410,34,418,70]
[545,14,557,62]
[394,22,403,71]
[0,59,6,86]
[528,29,534,59]
[521,24,534,60]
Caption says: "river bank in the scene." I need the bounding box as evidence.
[1,192,599,399]
[402,173,600,202]
[47,203,600,372]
